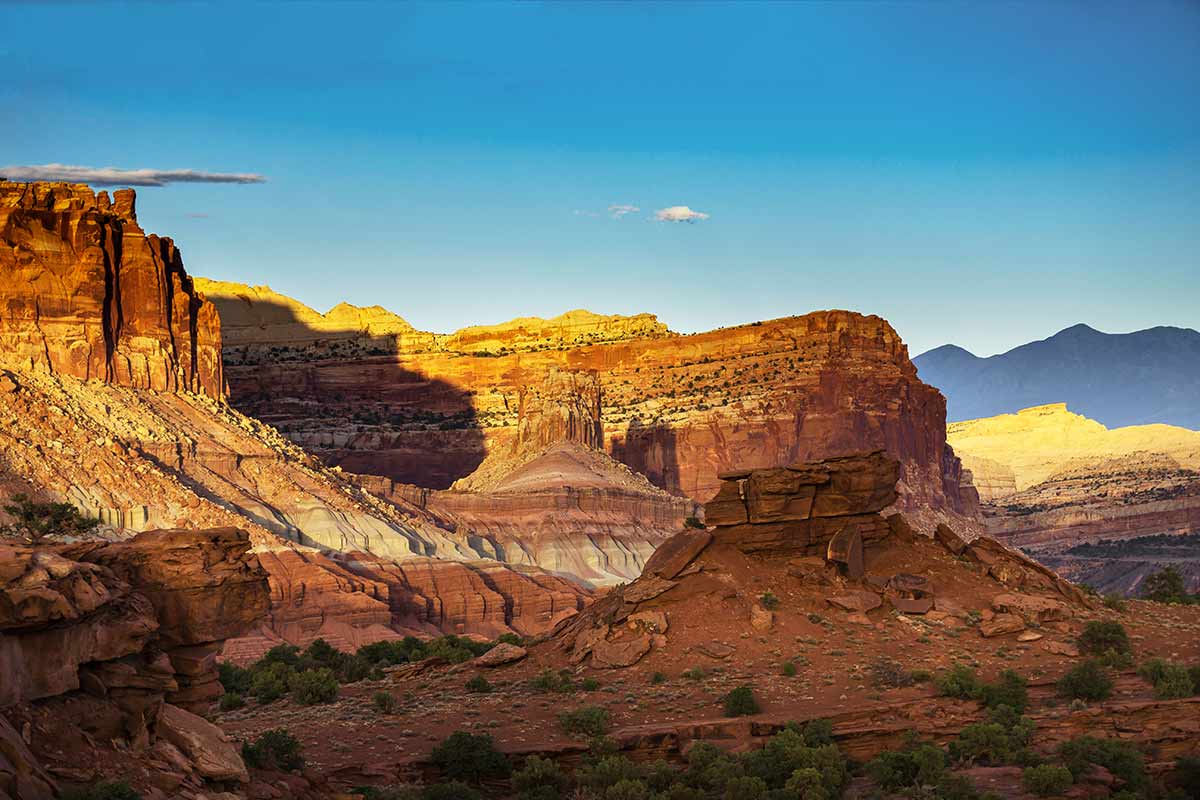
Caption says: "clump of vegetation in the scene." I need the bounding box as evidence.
[372,690,397,713]
[935,664,981,699]
[650,671,667,685]
[1058,736,1146,791]
[865,737,947,793]
[684,516,706,529]
[1058,660,1113,701]
[289,666,339,705]
[1141,566,1197,605]
[1174,756,1200,799]
[1148,663,1195,699]
[580,677,601,692]
[1023,764,1074,796]
[948,706,1036,766]
[682,666,707,681]
[781,661,798,677]
[559,706,611,738]
[1102,593,1127,612]
[760,591,781,611]
[976,669,1029,713]
[529,668,577,693]
[241,728,305,772]
[61,783,142,800]
[356,634,497,668]
[723,686,760,717]
[1,494,98,545]
[512,755,571,800]
[466,674,493,694]
[218,691,244,711]
[430,732,511,784]
[1077,620,1131,658]
[869,658,915,689]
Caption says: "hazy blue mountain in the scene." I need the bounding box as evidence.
[915,324,1200,429]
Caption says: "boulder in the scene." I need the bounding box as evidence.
[979,614,1026,638]
[827,591,883,613]
[158,703,249,783]
[826,526,864,578]
[890,597,934,615]
[991,593,1071,623]
[623,575,679,604]
[472,643,528,667]
[591,635,652,668]
[750,606,774,632]
[934,524,968,556]
[642,529,712,580]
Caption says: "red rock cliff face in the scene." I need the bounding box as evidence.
[217,301,976,516]
[0,182,223,400]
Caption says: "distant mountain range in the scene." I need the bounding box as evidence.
[914,324,1200,429]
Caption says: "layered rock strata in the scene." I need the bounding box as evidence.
[0,182,223,400]
[0,528,269,798]
[202,280,978,516]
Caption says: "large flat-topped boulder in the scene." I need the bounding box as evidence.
[705,451,899,556]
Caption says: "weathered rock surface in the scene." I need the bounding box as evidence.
[0,528,268,798]
[203,280,978,516]
[0,182,223,400]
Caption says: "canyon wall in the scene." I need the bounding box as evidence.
[948,404,1200,594]
[200,282,978,518]
[1,182,223,400]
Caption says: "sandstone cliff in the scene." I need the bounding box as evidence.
[205,281,978,517]
[948,404,1200,594]
[1,528,269,798]
[0,182,223,400]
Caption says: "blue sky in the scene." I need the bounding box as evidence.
[2,2,1198,356]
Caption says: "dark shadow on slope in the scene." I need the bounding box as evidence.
[206,295,486,488]
[610,414,682,496]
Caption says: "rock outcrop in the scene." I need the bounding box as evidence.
[0,528,269,798]
[948,404,1200,594]
[201,281,977,516]
[552,451,1088,670]
[0,182,223,400]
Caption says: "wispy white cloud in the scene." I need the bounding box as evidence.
[654,205,710,223]
[0,163,267,187]
[608,203,639,218]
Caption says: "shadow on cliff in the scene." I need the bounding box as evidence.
[610,415,682,496]
[210,297,486,488]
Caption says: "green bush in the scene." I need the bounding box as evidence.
[250,661,294,703]
[1174,756,1200,798]
[760,592,780,611]
[781,661,797,677]
[1058,736,1145,790]
[723,686,760,717]
[530,669,576,693]
[936,664,981,699]
[720,776,768,799]
[1102,593,1127,612]
[289,666,339,705]
[1141,566,1193,604]
[605,779,651,800]
[910,669,932,683]
[513,755,571,800]
[865,740,946,792]
[218,692,244,711]
[218,661,252,694]
[581,677,601,692]
[977,669,1029,713]
[1023,764,1074,796]
[651,671,667,685]
[1058,660,1113,701]
[1137,657,1170,684]
[61,783,142,800]
[682,667,707,681]
[0,493,98,545]
[869,658,914,689]
[559,706,611,738]
[373,691,397,713]
[1152,663,1195,699]
[241,728,305,772]
[430,731,511,783]
[948,710,1034,766]
[466,674,493,694]
[1077,621,1130,657]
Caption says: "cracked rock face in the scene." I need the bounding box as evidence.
[0,182,223,400]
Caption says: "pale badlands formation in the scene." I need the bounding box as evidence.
[221,453,1200,796]
[198,279,980,524]
[1,528,277,798]
[948,403,1200,594]
[0,183,592,660]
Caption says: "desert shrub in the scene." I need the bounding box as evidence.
[1142,566,1193,604]
[289,666,339,705]
[1058,660,1113,701]
[424,634,491,664]
[496,632,523,646]
[373,691,397,713]
[869,658,914,689]
[604,779,651,800]
[241,728,305,772]
[1102,593,1127,612]
[577,753,649,791]
[684,516,705,529]
[795,718,834,747]
[559,706,611,738]
[513,755,571,800]
[910,669,932,683]
[1174,756,1200,798]
[250,661,295,704]
[723,686,760,717]
[0,493,98,545]
[581,677,601,692]
[530,669,575,693]
[651,671,667,685]
[1078,621,1130,657]
[218,661,252,694]
[936,664,981,699]
[865,740,946,792]
[218,692,244,711]
[781,661,797,677]
[1152,663,1195,699]
[948,709,1035,766]
[1137,657,1170,684]
[260,643,303,669]
[1058,736,1145,789]
[1023,764,1074,796]
[61,782,142,800]
[466,674,493,694]
[421,784,481,800]
[977,669,1029,713]
[742,729,847,794]
[682,666,707,681]
[720,776,768,799]
[760,591,780,610]
[430,731,511,783]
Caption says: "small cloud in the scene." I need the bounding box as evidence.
[608,203,639,218]
[0,163,266,187]
[655,205,710,223]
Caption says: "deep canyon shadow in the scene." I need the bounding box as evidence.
[610,414,682,496]
[210,297,486,488]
